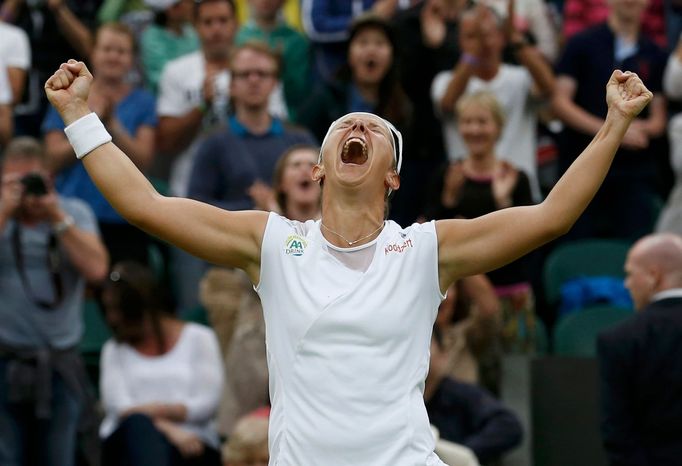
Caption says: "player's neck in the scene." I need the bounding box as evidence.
[320,198,385,248]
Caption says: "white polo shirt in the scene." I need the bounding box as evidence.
[256,213,447,466]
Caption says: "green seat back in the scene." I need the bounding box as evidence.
[543,239,631,305]
[80,298,112,376]
[553,305,633,357]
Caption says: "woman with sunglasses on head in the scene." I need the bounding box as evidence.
[99,261,223,466]
[46,53,650,465]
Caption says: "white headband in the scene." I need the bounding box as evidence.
[318,112,403,174]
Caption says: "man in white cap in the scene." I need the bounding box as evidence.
[45,57,651,465]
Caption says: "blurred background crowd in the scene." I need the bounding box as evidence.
[2,0,682,465]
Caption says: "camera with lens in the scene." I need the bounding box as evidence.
[20,173,48,197]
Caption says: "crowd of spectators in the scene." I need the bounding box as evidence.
[1,0,682,464]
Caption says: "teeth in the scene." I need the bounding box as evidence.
[343,137,368,158]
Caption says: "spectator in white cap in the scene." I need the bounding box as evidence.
[140,0,199,93]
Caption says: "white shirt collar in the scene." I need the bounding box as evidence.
[651,288,682,302]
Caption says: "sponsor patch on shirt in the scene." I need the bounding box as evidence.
[385,238,414,255]
[285,235,308,256]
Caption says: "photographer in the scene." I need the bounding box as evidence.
[0,137,108,466]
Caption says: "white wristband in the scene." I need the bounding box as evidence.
[63,112,112,159]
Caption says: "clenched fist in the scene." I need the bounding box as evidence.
[605,70,653,121]
[44,59,93,126]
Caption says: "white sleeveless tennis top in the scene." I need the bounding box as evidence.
[256,213,447,466]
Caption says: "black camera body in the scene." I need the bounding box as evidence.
[20,173,48,197]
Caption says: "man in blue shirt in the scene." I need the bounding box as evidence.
[188,42,316,212]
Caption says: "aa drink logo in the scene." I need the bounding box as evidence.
[285,235,308,256]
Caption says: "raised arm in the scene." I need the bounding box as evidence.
[44,60,267,283]
[436,70,652,291]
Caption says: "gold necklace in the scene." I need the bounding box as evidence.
[320,221,384,247]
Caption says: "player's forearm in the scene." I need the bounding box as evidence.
[83,142,162,226]
[541,110,631,234]
[60,102,162,226]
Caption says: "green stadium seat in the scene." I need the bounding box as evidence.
[543,239,631,306]
[553,305,633,357]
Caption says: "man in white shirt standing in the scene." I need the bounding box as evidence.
[431,3,555,200]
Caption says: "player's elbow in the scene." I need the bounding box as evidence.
[537,205,573,240]
[545,217,573,240]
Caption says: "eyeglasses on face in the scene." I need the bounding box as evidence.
[232,69,277,80]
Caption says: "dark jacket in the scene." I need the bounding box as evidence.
[426,377,523,464]
[597,296,682,466]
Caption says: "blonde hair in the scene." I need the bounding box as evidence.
[455,91,506,131]
[222,415,269,463]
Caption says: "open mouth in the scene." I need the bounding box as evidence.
[299,179,313,190]
[341,137,368,165]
